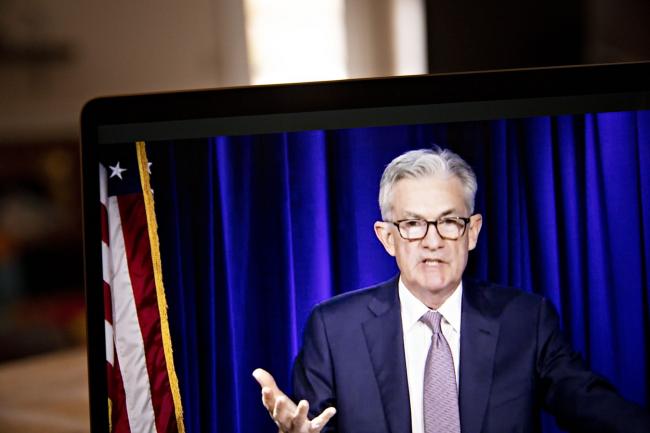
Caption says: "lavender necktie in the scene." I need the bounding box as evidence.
[421,310,461,433]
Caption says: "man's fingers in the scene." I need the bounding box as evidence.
[309,407,337,432]
[290,400,310,430]
[254,369,288,414]
[253,368,279,392]
[273,395,295,431]
[261,387,275,412]
[254,369,326,432]
[294,400,310,418]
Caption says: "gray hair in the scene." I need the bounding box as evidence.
[378,148,478,220]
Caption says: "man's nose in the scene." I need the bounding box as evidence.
[420,223,444,249]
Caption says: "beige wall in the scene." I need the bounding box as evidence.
[345,0,426,79]
[0,0,249,142]
[0,0,428,142]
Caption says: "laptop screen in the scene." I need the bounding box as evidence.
[81,63,650,433]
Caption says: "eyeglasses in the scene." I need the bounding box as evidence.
[391,216,471,241]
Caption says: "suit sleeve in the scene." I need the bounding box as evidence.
[536,298,650,433]
[292,306,338,432]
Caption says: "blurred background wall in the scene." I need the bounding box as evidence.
[0,0,649,363]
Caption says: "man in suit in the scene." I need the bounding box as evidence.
[253,148,650,433]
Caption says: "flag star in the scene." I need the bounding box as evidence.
[109,162,127,180]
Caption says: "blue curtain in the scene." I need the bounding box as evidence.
[146,111,650,433]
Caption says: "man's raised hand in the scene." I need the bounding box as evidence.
[252,368,336,433]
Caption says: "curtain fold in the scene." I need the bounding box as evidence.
[142,111,649,433]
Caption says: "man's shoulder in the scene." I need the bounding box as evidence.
[466,278,537,298]
[464,277,551,317]
[312,276,398,317]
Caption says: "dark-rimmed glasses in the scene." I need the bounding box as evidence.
[391,216,472,241]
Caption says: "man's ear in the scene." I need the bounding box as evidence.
[374,221,396,257]
[467,214,483,251]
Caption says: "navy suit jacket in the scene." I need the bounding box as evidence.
[292,276,650,433]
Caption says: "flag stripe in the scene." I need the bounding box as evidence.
[118,193,176,433]
[110,353,133,433]
[104,278,113,322]
[107,195,157,433]
[100,163,108,207]
[102,214,112,320]
[105,319,114,366]
[101,163,119,431]
[102,205,110,246]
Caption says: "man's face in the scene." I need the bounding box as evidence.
[374,175,482,306]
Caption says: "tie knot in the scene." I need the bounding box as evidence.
[420,310,442,333]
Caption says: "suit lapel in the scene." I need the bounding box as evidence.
[362,278,412,433]
[459,279,500,433]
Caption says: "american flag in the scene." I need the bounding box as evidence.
[100,142,184,433]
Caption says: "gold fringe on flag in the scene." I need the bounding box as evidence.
[108,398,112,432]
[136,141,186,433]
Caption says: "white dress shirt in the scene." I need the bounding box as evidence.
[399,278,463,433]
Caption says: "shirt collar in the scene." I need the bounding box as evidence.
[398,277,463,334]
